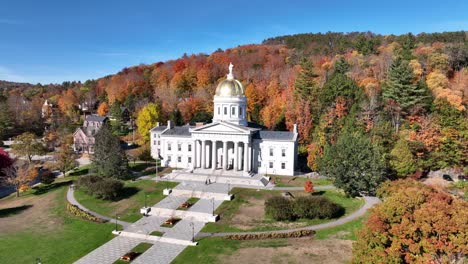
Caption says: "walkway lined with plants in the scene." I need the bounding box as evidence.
[70,179,380,264]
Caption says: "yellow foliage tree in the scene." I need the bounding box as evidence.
[97,102,109,116]
[136,103,161,142]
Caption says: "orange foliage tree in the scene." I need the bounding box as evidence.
[97,102,109,116]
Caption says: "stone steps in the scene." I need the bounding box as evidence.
[147,207,219,223]
[169,189,231,200]
[113,230,197,246]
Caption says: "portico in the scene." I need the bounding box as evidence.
[190,121,254,175]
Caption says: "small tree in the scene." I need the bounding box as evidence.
[317,131,386,197]
[55,138,78,176]
[304,180,314,193]
[1,162,37,197]
[11,132,46,163]
[92,124,129,179]
[136,103,161,142]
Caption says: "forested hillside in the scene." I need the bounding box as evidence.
[1,31,466,175]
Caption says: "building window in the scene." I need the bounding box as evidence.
[281,162,286,169]
[232,107,236,115]
[153,140,157,145]
[240,107,243,116]
[218,107,220,115]
[188,144,192,152]
[258,161,261,168]
[168,143,171,151]
[167,155,172,162]
[269,162,273,169]
[188,157,192,163]
[177,156,181,162]
[178,143,182,151]
[269,148,274,156]
[282,149,286,157]
[224,107,227,115]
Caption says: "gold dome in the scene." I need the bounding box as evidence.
[215,79,244,97]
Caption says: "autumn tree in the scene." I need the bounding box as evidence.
[1,162,37,197]
[389,137,417,178]
[136,103,162,142]
[11,132,46,163]
[317,131,385,197]
[55,137,78,176]
[304,180,314,193]
[92,124,129,179]
[382,58,431,132]
[0,148,13,176]
[353,179,468,263]
[97,102,109,116]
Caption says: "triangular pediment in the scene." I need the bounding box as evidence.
[191,122,250,134]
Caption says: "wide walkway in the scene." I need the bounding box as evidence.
[73,181,227,264]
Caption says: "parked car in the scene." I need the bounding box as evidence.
[442,174,453,181]
[458,175,468,182]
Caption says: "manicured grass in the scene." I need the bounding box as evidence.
[74,180,178,222]
[314,215,367,240]
[273,176,332,187]
[68,164,92,177]
[150,231,164,236]
[113,242,153,264]
[172,237,293,264]
[0,182,116,264]
[202,188,364,233]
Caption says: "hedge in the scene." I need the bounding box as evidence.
[225,229,315,240]
[66,202,107,223]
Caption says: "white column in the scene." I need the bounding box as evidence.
[248,143,252,172]
[243,142,249,172]
[193,140,197,169]
[211,140,217,170]
[201,140,206,169]
[234,141,239,171]
[223,141,228,170]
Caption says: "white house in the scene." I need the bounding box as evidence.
[150,64,298,176]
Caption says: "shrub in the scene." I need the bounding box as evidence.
[76,175,124,200]
[264,196,295,221]
[225,229,315,240]
[66,202,106,223]
[293,196,343,219]
[40,170,55,184]
[304,180,314,193]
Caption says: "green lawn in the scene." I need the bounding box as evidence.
[0,181,116,264]
[202,188,364,233]
[74,180,178,222]
[273,176,332,187]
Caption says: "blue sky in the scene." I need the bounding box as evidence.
[0,0,467,84]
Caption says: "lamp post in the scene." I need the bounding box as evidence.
[144,193,148,208]
[211,197,215,216]
[36,257,41,264]
[189,222,195,242]
[115,214,119,231]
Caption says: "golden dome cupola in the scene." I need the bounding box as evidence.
[212,63,248,126]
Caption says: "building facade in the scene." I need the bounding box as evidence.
[150,64,298,176]
[73,115,108,153]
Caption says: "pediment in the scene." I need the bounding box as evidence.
[191,122,249,134]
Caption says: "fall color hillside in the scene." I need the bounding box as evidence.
[1,31,467,174]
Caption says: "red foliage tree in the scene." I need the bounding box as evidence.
[304,180,314,193]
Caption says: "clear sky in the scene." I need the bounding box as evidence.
[1,0,467,84]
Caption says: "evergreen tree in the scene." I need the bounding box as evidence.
[333,57,350,74]
[294,58,318,101]
[92,124,129,179]
[382,58,430,132]
[320,72,360,107]
[317,132,385,197]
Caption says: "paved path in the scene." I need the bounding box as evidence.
[72,178,380,264]
[198,196,380,238]
[67,187,132,228]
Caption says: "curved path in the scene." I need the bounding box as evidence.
[66,186,132,228]
[197,195,380,238]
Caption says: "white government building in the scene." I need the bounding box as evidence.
[150,64,298,176]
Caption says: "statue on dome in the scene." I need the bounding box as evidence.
[228,62,233,75]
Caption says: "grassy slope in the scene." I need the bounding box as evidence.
[0,183,115,264]
[74,180,178,222]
